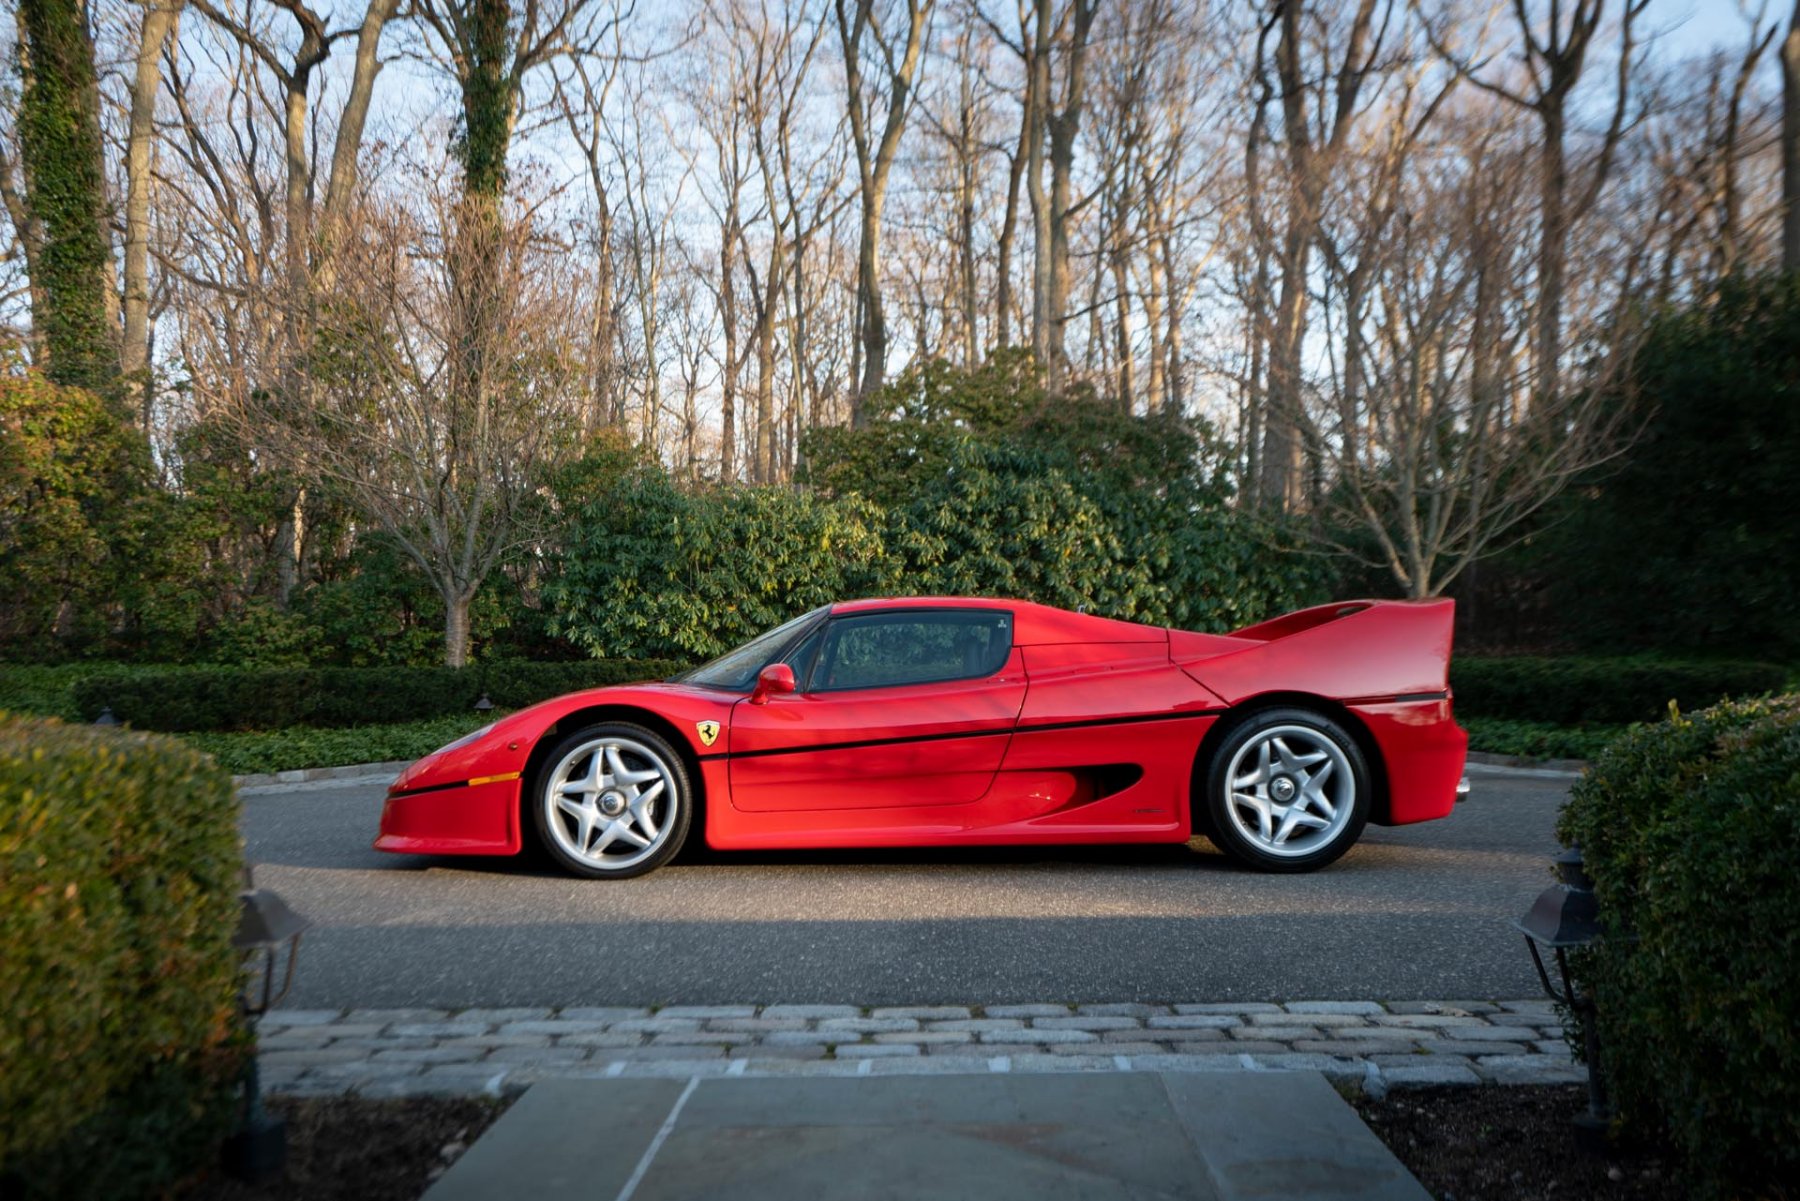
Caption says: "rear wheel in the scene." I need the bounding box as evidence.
[1202,707,1369,873]
[531,723,691,879]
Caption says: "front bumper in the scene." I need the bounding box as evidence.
[374,775,524,856]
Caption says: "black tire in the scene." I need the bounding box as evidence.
[1201,706,1370,873]
[529,722,692,879]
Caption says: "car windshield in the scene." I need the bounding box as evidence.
[674,607,828,691]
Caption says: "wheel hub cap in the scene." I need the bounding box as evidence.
[545,737,677,871]
[1223,725,1356,858]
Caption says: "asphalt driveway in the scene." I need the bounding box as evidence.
[240,766,1571,1009]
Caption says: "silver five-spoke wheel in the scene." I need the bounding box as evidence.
[1203,708,1369,873]
[1224,725,1353,857]
[533,724,690,878]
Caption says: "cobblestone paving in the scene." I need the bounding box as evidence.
[257,999,1582,1099]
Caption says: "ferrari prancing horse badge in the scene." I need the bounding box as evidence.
[696,720,720,747]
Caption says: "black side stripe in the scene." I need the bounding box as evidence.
[1353,690,1450,705]
[386,779,470,800]
[695,708,1224,762]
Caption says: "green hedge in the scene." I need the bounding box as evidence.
[1558,697,1800,1199]
[1459,716,1624,762]
[0,716,247,1198]
[69,657,689,733]
[188,714,491,775]
[1450,655,1786,726]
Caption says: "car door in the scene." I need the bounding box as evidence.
[728,608,1027,813]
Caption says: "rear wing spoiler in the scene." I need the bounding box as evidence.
[1181,598,1456,706]
[1229,601,1380,643]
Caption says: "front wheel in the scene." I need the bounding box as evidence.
[1202,708,1370,873]
[531,723,691,879]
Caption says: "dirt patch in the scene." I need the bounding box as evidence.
[179,1095,511,1201]
[1356,1085,1683,1201]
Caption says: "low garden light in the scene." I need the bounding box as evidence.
[223,876,311,1182]
[474,693,495,714]
[1515,845,1612,1149]
[93,706,120,727]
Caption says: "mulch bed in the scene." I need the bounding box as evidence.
[1356,1085,1684,1201]
[174,1084,1685,1200]
[178,1095,512,1201]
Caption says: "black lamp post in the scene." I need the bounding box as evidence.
[1515,845,1612,1150]
[223,878,311,1182]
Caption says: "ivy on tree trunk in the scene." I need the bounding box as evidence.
[17,0,118,395]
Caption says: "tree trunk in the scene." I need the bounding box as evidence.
[444,590,471,668]
[458,0,514,202]
[720,215,739,482]
[755,233,783,484]
[122,1,179,416]
[1112,245,1132,411]
[16,0,118,395]
[851,190,886,424]
[320,0,399,250]
[836,0,933,426]
[1026,0,1052,368]
[1161,230,1183,412]
[1534,103,1567,406]
[956,63,979,367]
[1142,249,1165,412]
[1259,222,1309,511]
[1784,2,1800,271]
[995,110,1029,349]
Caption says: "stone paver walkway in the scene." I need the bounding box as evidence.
[259,999,1581,1099]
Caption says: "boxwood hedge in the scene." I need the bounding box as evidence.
[1450,655,1786,726]
[0,716,247,1199]
[1557,696,1800,1199]
[69,657,689,733]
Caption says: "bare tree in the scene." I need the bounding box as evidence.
[835,0,933,423]
[1248,0,1391,511]
[258,176,590,665]
[1782,0,1800,268]
[1422,0,1648,407]
[121,0,180,409]
[1309,104,1640,596]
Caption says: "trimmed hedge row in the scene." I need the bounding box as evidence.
[1558,697,1800,1198]
[1450,655,1787,726]
[0,716,247,1198]
[70,657,690,733]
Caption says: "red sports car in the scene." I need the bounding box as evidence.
[376,597,1469,878]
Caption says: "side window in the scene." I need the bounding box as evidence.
[808,611,1013,692]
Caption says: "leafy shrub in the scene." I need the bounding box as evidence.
[70,657,687,733]
[545,468,898,662]
[1450,655,1786,725]
[546,356,1324,661]
[1541,273,1800,660]
[896,441,1319,632]
[0,364,153,658]
[0,716,246,1198]
[1558,697,1800,1198]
